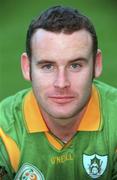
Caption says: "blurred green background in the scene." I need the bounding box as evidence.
[0,0,117,101]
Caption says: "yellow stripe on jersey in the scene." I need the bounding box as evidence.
[45,132,63,150]
[0,128,20,172]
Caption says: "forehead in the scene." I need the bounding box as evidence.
[31,29,93,60]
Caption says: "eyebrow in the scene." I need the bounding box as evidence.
[35,60,55,65]
[68,57,88,63]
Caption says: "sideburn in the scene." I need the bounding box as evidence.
[29,61,32,81]
[92,54,97,80]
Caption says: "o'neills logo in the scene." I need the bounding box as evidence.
[83,154,108,179]
[51,152,74,164]
[14,163,45,180]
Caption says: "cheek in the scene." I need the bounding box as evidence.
[32,67,56,85]
[70,71,93,100]
[31,71,54,94]
[70,69,93,87]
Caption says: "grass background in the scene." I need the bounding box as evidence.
[0,0,117,101]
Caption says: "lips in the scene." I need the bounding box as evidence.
[48,96,75,104]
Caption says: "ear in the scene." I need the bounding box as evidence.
[94,49,102,78]
[21,52,31,81]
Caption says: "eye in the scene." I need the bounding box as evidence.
[69,62,82,71]
[41,63,54,72]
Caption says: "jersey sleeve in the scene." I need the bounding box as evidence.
[0,140,15,179]
[111,149,117,179]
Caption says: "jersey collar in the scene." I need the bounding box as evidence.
[23,85,102,133]
[77,85,102,131]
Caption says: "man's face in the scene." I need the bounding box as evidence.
[23,29,102,121]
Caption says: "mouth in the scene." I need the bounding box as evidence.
[48,96,75,104]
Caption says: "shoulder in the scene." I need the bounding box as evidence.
[0,89,30,132]
[94,80,117,134]
[94,80,117,103]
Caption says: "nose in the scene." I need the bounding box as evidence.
[54,68,70,89]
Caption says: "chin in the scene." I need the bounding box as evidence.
[49,110,77,120]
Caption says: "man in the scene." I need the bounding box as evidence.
[0,5,117,180]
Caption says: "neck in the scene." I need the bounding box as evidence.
[41,108,86,143]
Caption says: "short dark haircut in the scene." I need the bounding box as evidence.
[26,6,98,60]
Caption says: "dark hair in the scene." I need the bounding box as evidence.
[26,6,98,60]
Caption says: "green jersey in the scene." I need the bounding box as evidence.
[0,80,117,180]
